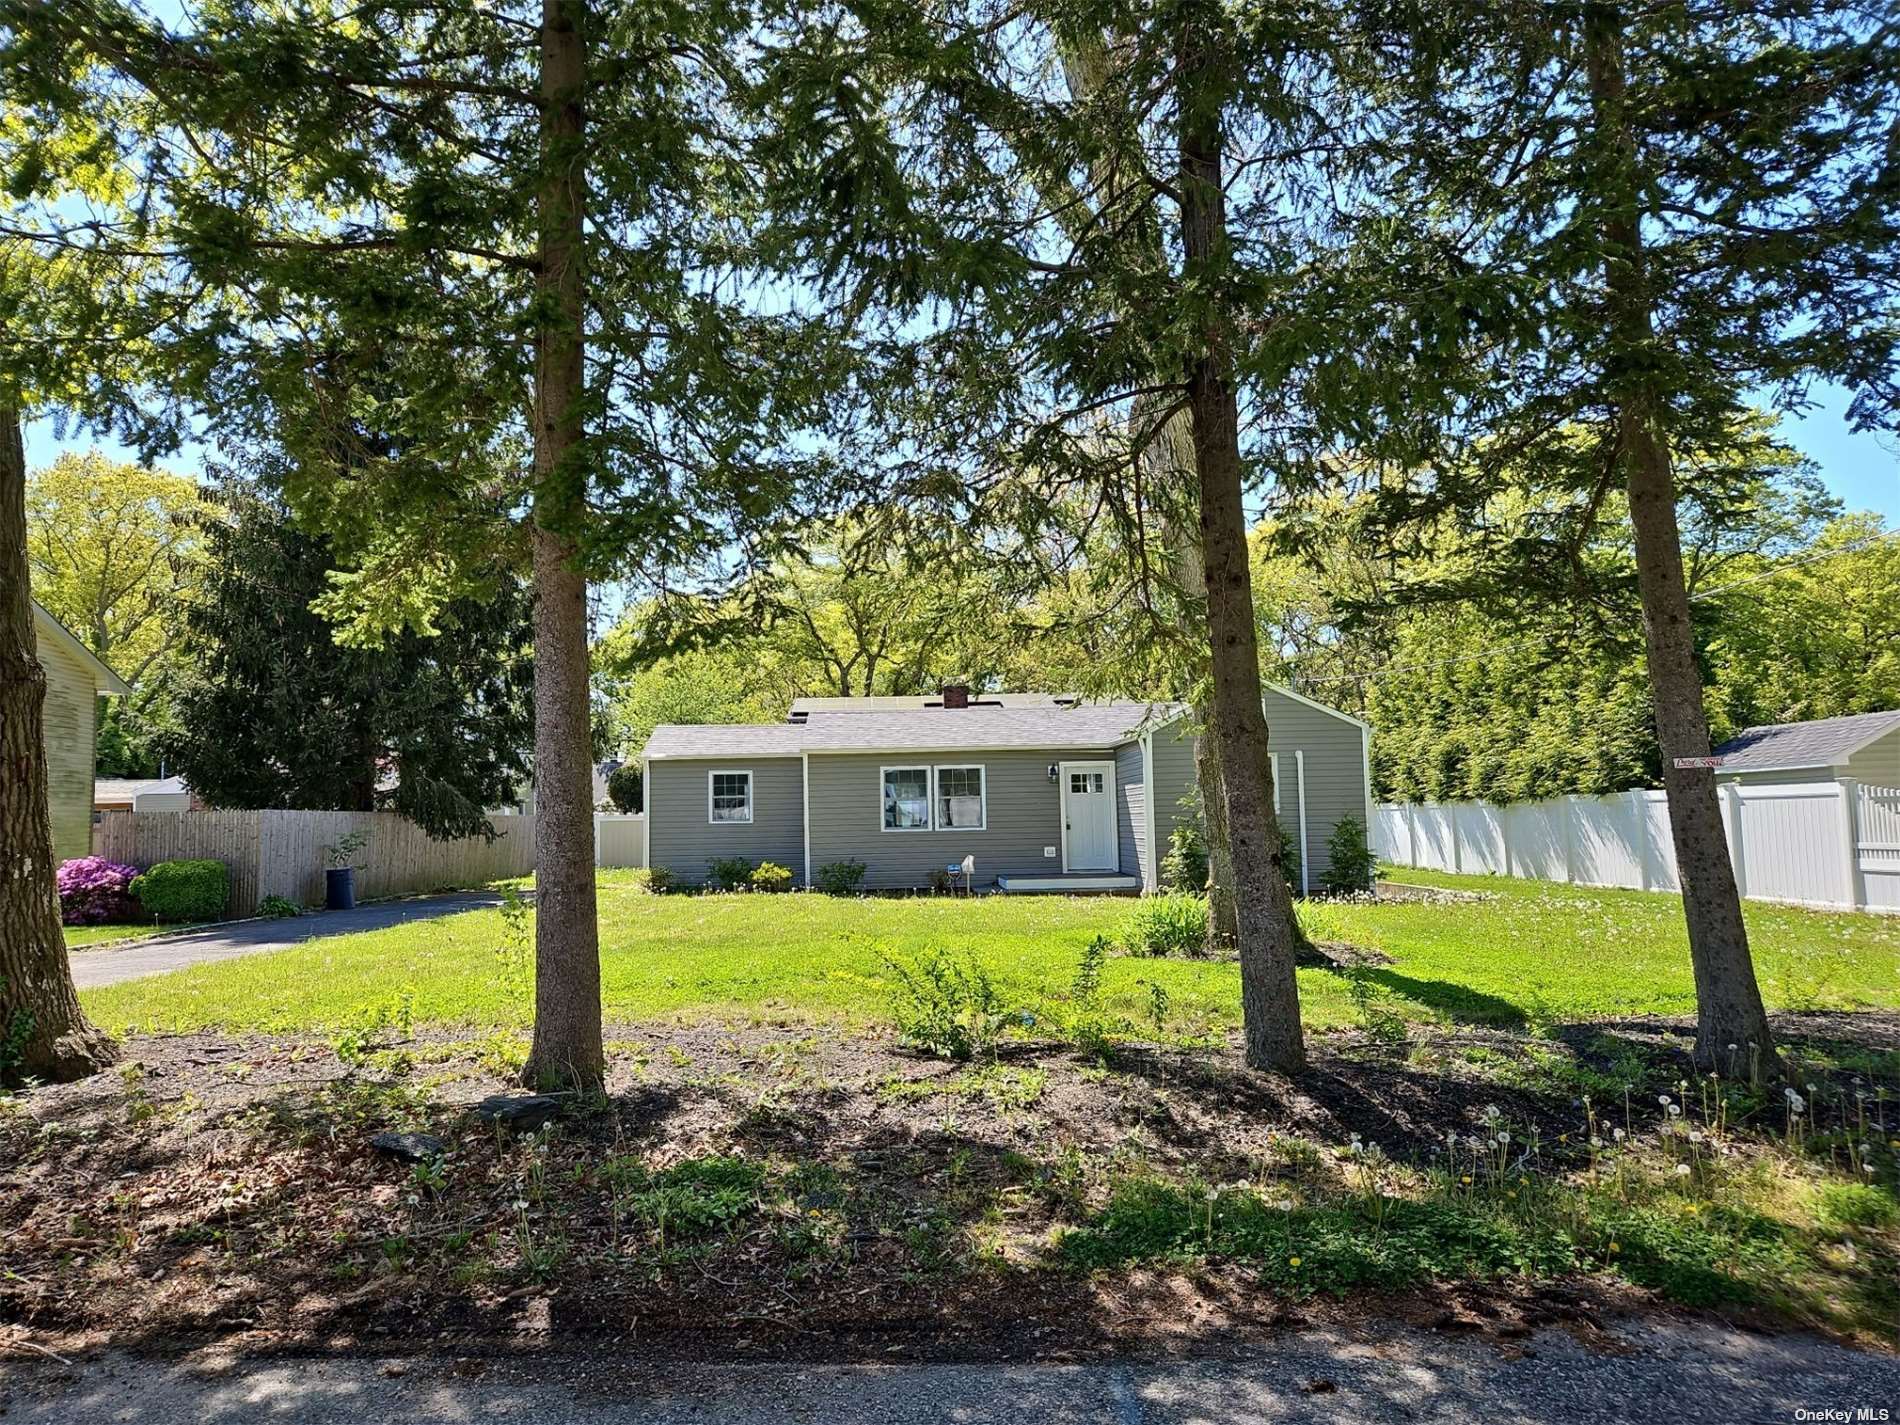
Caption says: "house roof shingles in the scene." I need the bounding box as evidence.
[643,701,1187,760]
[1712,709,1900,773]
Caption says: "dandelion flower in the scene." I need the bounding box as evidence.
[1460,1175,1472,1186]
[1608,1242,1621,1254]
[1288,1256,1302,1268]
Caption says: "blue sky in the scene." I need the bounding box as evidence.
[28,382,1900,524]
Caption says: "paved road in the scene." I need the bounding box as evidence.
[66,892,505,988]
[3,1319,1896,1423]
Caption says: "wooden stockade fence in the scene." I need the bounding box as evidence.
[95,810,538,918]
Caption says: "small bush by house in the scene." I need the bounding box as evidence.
[750,861,794,893]
[131,859,229,924]
[706,856,755,892]
[1320,814,1377,895]
[815,859,867,896]
[1122,892,1208,957]
[1162,817,1208,892]
[56,856,142,925]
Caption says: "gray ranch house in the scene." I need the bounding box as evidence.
[640,687,1371,893]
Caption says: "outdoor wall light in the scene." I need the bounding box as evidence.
[1047,763,1059,782]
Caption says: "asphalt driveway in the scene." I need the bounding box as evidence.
[65,892,505,989]
[3,1318,1897,1423]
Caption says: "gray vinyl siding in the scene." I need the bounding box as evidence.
[806,750,1080,890]
[646,757,805,886]
[1263,687,1370,886]
[1115,741,1145,881]
[1149,721,1199,886]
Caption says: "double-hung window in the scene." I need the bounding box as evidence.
[883,764,987,831]
[935,766,986,830]
[882,767,931,830]
[709,770,753,823]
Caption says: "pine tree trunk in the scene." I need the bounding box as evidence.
[1176,12,1305,1072]
[1583,4,1775,1075]
[1195,723,1237,947]
[520,0,604,1093]
[0,404,116,1084]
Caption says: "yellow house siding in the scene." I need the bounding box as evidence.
[35,631,99,864]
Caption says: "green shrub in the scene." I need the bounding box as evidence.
[637,866,677,894]
[1320,814,1377,895]
[750,861,794,893]
[1278,827,1302,895]
[130,859,229,923]
[881,947,1010,1060]
[1122,892,1208,957]
[257,894,301,919]
[606,764,644,814]
[815,859,867,895]
[706,856,755,892]
[1162,817,1208,892]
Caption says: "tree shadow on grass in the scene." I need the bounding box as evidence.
[1349,968,1531,1032]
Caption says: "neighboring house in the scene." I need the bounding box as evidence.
[33,601,132,863]
[1713,710,1900,788]
[93,775,194,814]
[642,687,1371,893]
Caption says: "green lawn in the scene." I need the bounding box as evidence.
[80,867,1900,1037]
[63,922,167,949]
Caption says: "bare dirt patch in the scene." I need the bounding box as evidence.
[2,1013,1893,1363]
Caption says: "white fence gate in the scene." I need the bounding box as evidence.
[1375,780,1900,915]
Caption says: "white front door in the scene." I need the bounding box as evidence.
[1061,761,1117,872]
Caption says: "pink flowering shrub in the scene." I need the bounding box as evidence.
[56,856,143,925]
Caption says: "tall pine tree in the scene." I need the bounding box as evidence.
[1360,0,1900,1070]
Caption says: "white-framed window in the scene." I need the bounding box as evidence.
[881,764,988,831]
[708,769,753,823]
[882,766,931,830]
[1269,752,1282,813]
[935,765,987,830]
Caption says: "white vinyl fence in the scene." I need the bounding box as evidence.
[1375,780,1900,915]
[593,813,646,869]
[96,809,647,917]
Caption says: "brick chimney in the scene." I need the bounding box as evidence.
[941,684,970,709]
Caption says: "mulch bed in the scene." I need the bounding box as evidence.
[1,1012,1890,1363]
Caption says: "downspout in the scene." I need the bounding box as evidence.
[1141,730,1157,891]
[1296,749,1310,897]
